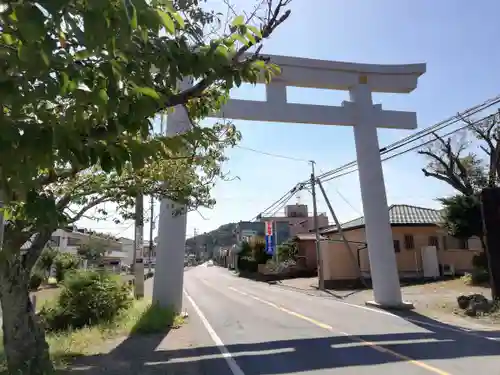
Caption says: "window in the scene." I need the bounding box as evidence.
[49,236,60,247]
[458,238,469,250]
[442,236,448,250]
[428,236,440,250]
[67,237,81,246]
[404,235,415,249]
[393,240,401,253]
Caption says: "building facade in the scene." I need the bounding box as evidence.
[297,204,482,288]
[51,228,128,264]
[259,204,329,238]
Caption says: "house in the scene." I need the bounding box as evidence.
[294,233,327,270]
[51,228,128,265]
[298,204,482,288]
[120,237,156,266]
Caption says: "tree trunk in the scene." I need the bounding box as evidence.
[0,263,54,374]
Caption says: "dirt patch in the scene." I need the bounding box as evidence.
[275,277,499,329]
[341,279,498,329]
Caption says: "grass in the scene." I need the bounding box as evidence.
[0,298,185,372]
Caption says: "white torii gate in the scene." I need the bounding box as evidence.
[152,54,426,311]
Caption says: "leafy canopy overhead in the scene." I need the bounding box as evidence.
[0,0,291,261]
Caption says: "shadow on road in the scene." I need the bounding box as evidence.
[60,310,500,374]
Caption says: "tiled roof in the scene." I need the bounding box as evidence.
[320,204,443,234]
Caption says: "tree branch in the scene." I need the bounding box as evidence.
[160,0,291,109]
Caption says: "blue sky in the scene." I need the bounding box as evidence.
[79,0,500,240]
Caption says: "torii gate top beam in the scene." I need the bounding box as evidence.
[216,54,426,129]
[250,54,426,93]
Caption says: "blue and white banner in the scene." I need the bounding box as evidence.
[264,221,274,255]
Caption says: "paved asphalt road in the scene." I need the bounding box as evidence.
[180,265,500,375]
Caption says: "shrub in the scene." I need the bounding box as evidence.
[40,270,132,331]
[252,241,271,264]
[265,258,297,274]
[29,269,44,291]
[53,252,81,282]
[462,269,490,286]
[471,269,490,285]
[239,241,252,257]
[238,257,258,273]
[145,271,154,279]
[277,241,298,262]
[36,248,59,273]
[472,252,488,270]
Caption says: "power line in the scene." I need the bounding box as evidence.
[312,94,500,183]
[320,110,496,185]
[248,93,500,222]
[235,145,311,163]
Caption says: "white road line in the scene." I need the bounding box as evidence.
[183,289,246,375]
[210,269,499,343]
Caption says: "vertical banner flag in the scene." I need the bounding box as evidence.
[265,221,274,255]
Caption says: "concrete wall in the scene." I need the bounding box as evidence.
[318,225,482,281]
[297,240,318,270]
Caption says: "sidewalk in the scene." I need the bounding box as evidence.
[60,297,216,375]
[59,277,218,375]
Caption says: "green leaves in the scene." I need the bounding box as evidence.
[15,3,47,41]
[157,10,175,34]
[231,15,245,26]
[0,0,290,251]
[132,86,160,99]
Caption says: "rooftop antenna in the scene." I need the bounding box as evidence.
[296,190,301,205]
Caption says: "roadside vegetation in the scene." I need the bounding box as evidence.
[0,269,182,373]
[0,0,293,372]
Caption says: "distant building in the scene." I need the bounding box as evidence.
[50,227,128,264]
[120,237,156,266]
[235,221,291,245]
[259,204,329,238]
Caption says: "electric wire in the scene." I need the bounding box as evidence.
[319,110,496,184]
[235,145,311,163]
[248,94,500,221]
[312,94,500,183]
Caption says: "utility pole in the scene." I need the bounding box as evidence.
[0,200,4,251]
[148,196,154,273]
[133,192,144,298]
[193,228,199,262]
[310,161,324,290]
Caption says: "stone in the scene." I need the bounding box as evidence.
[465,306,477,317]
[457,293,491,316]
[457,295,472,309]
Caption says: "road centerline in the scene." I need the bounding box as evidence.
[228,286,452,375]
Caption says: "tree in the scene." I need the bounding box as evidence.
[438,194,483,239]
[0,0,292,373]
[77,238,107,265]
[419,112,500,245]
[35,247,59,274]
[276,239,298,261]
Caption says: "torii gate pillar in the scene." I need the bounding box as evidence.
[153,55,425,311]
